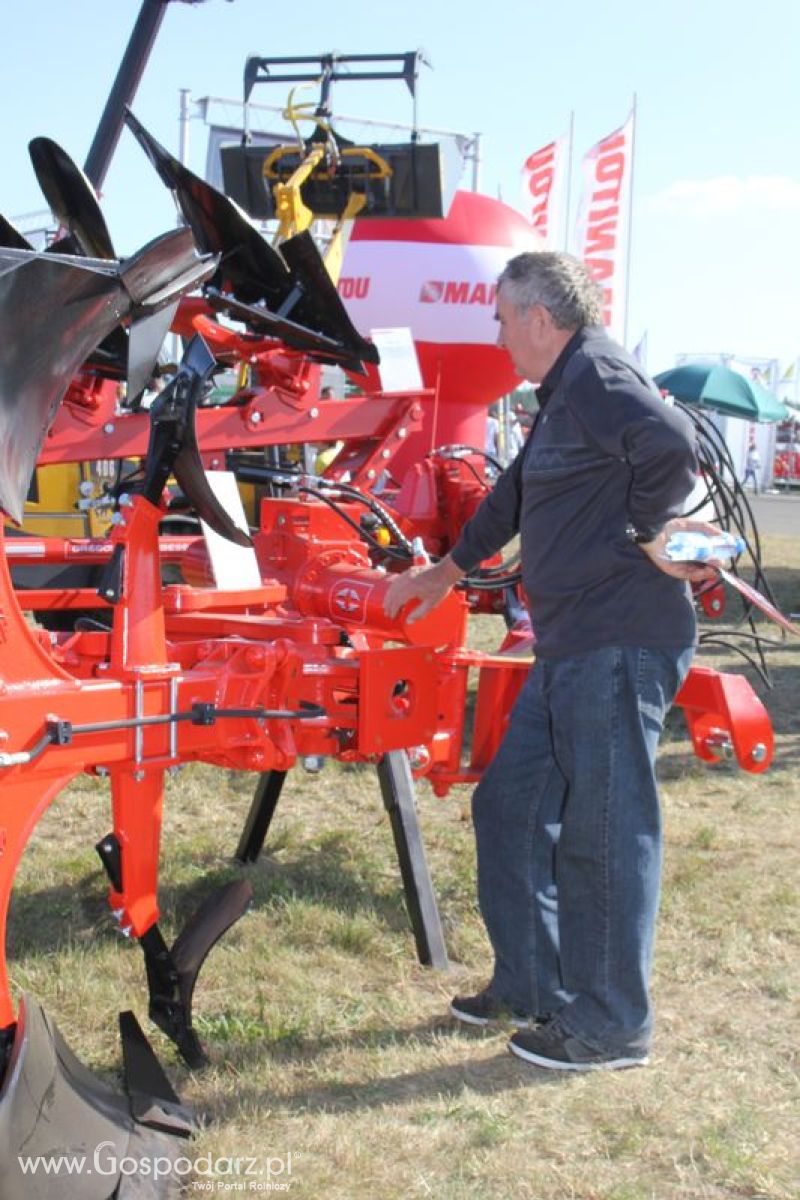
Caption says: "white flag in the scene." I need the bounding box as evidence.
[521,134,568,247]
[573,111,635,342]
[631,331,648,368]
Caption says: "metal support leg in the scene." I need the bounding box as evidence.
[377,750,449,970]
[235,770,287,863]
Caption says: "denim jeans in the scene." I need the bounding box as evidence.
[471,644,694,1055]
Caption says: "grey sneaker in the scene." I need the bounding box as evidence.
[508,1020,648,1071]
[449,987,537,1029]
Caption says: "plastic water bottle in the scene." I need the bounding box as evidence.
[411,536,431,566]
[664,530,745,562]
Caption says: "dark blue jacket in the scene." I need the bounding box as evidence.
[451,325,698,659]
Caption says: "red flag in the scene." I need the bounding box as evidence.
[573,110,635,342]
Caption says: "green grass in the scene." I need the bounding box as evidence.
[6,532,800,1199]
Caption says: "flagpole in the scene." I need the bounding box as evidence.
[563,110,574,251]
[623,93,637,348]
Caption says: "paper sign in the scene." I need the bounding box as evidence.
[200,471,262,589]
[370,327,423,393]
[717,567,800,636]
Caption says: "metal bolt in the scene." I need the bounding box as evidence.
[407,746,430,770]
[367,469,376,480]
[103,422,115,434]
[118,492,133,508]
[703,731,733,758]
[95,765,109,776]
[750,743,768,763]
[302,755,325,773]
[120,925,133,939]
[112,908,124,921]
[250,411,262,424]
[398,427,407,439]
[133,770,145,782]
[310,407,319,418]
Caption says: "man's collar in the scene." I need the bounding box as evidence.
[535,324,603,405]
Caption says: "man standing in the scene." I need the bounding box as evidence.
[384,252,717,1071]
[743,442,761,493]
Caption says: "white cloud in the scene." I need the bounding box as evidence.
[646,175,800,217]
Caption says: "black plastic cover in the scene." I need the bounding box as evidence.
[221,139,444,221]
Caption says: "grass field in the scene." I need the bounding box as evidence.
[9,533,800,1199]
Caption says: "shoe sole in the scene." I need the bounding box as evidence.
[508,1040,648,1071]
[449,1002,532,1029]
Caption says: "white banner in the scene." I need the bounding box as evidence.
[573,110,635,343]
[521,134,569,247]
[340,241,503,344]
[776,360,798,405]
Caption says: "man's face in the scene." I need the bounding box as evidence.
[494,289,551,384]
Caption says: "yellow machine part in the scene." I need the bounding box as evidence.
[22,461,117,539]
[262,92,392,283]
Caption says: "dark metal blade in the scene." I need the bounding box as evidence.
[0,995,188,1199]
[173,438,253,547]
[119,1010,195,1137]
[125,301,179,405]
[207,287,368,374]
[125,109,379,370]
[0,213,32,250]
[0,249,132,525]
[170,879,253,1033]
[0,234,215,526]
[29,137,116,260]
[281,230,379,366]
[125,107,289,304]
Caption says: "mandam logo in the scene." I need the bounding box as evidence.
[419,280,497,306]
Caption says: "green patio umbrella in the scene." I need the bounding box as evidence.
[653,364,790,423]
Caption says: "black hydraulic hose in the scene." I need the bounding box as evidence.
[676,400,781,683]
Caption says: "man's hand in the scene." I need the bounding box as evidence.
[637,517,729,583]
[383,555,466,624]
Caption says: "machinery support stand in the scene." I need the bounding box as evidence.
[377,750,449,970]
[236,770,288,863]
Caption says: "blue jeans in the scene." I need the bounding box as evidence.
[471,644,694,1055]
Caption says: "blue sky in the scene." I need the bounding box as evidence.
[2,0,799,377]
